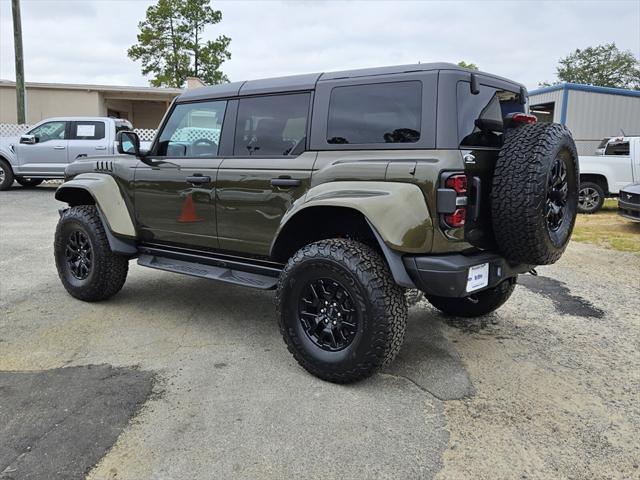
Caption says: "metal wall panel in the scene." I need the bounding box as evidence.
[566,90,640,141]
[529,90,564,123]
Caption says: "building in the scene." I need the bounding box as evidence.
[0,80,184,129]
[529,83,640,155]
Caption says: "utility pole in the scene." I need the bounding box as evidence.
[12,0,26,124]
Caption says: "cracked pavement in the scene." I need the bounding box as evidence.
[1,184,638,480]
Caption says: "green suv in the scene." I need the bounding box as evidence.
[54,63,579,382]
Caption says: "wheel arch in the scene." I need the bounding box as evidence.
[580,174,609,194]
[270,205,416,288]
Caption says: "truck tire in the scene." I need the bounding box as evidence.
[16,177,44,188]
[426,278,516,317]
[0,158,15,191]
[492,123,578,265]
[577,181,605,214]
[277,239,407,383]
[54,205,129,302]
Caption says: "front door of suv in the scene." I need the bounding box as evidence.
[133,99,228,249]
[216,92,315,256]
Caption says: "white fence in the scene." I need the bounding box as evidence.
[0,123,157,141]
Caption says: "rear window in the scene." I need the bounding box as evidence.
[457,83,523,148]
[73,121,105,140]
[605,141,630,156]
[327,81,421,145]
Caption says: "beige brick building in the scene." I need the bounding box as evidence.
[0,80,183,129]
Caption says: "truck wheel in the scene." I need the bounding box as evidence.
[0,158,15,191]
[16,177,44,188]
[277,239,407,383]
[492,123,579,265]
[54,205,129,302]
[426,278,516,317]
[577,182,605,214]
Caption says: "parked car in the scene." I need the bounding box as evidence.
[618,183,640,221]
[53,63,579,383]
[578,136,640,213]
[0,117,151,190]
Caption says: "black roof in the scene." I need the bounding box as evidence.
[177,62,518,102]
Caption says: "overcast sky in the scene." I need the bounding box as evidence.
[0,0,639,91]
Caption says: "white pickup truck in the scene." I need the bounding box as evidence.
[578,136,640,213]
[0,117,149,190]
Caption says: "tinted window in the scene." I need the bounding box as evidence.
[327,81,421,145]
[234,93,309,156]
[458,83,523,148]
[72,121,105,140]
[29,121,67,143]
[156,100,226,157]
[605,141,630,156]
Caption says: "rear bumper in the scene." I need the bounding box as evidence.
[403,251,532,297]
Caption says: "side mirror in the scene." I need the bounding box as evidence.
[117,131,141,156]
[20,134,36,145]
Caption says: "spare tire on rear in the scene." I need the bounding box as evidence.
[491,123,578,265]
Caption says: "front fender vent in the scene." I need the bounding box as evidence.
[95,160,113,172]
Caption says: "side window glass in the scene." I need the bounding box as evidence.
[29,121,67,143]
[604,141,629,156]
[457,83,522,148]
[327,81,422,145]
[234,93,310,156]
[156,100,226,157]
[73,121,105,140]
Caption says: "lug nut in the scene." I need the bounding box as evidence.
[332,320,337,325]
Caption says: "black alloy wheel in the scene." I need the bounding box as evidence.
[298,278,359,352]
[65,230,93,280]
[546,155,569,232]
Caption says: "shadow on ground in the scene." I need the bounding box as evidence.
[0,365,154,480]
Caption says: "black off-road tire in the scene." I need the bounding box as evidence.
[426,278,517,317]
[0,158,15,191]
[16,177,44,188]
[577,181,605,214]
[54,205,129,302]
[492,122,579,265]
[276,239,407,383]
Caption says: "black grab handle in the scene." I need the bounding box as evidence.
[186,175,211,184]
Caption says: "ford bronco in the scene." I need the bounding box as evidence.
[54,63,579,383]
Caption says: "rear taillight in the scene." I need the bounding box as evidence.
[509,113,537,125]
[438,172,468,229]
[445,208,466,228]
[445,174,467,194]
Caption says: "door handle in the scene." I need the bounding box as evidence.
[53,145,66,150]
[186,175,211,185]
[271,176,301,188]
[95,146,107,150]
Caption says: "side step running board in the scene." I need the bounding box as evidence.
[137,254,279,290]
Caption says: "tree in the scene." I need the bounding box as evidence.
[457,61,479,71]
[128,0,231,88]
[540,43,640,90]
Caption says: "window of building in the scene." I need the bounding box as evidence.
[156,100,227,157]
[327,81,422,145]
[234,93,310,156]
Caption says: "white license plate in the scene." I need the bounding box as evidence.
[466,263,489,292]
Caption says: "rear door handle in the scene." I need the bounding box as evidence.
[95,146,107,150]
[53,145,66,150]
[271,177,301,188]
[186,175,211,185]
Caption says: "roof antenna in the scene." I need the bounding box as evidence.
[470,73,479,95]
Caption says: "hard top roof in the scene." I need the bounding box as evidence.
[176,62,522,102]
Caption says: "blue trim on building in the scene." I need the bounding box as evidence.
[560,84,569,125]
[530,82,640,98]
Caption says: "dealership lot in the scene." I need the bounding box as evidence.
[1,184,639,480]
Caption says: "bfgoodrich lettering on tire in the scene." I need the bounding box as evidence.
[491,123,579,265]
[276,239,407,383]
[54,205,129,301]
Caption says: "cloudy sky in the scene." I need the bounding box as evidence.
[0,0,638,90]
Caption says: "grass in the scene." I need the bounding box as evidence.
[572,199,640,253]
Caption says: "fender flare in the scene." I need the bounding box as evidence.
[55,174,137,255]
